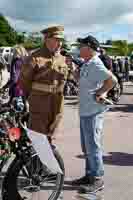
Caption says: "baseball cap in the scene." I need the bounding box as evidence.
[77,35,100,51]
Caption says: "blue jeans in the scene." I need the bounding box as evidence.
[80,113,104,177]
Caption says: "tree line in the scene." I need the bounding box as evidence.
[0,14,133,55]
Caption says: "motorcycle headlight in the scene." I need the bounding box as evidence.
[8,127,21,142]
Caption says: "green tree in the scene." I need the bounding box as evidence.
[23,32,42,50]
[112,40,129,56]
[128,43,133,55]
[61,37,71,50]
[0,14,20,46]
[0,14,24,46]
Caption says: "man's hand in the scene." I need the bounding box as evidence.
[95,93,113,105]
[96,72,117,104]
[95,93,107,104]
[49,114,62,135]
[96,72,117,102]
[65,56,73,67]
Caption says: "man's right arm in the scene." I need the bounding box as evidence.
[73,67,80,81]
[65,56,81,81]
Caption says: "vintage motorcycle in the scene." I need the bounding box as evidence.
[0,102,64,200]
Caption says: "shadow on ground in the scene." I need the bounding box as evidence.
[64,101,79,106]
[76,152,133,166]
[123,92,133,96]
[124,84,133,87]
[103,152,133,166]
[76,154,86,159]
[110,105,133,113]
[64,96,78,100]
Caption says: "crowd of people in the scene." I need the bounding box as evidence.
[0,24,130,197]
[111,56,131,81]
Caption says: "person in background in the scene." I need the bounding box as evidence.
[9,45,29,100]
[99,48,112,71]
[112,56,118,73]
[0,57,10,106]
[124,57,130,82]
[117,58,123,74]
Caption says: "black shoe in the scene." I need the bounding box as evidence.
[78,178,104,193]
[71,175,91,186]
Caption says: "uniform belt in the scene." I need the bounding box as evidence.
[32,82,64,93]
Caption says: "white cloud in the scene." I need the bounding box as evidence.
[0,0,133,41]
[120,13,133,25]
[128,32,133,42]
[6,17,45,32]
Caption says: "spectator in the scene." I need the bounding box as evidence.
[9,45,28,100]
[117,58,123,73]
[124,57,130,82]
[99,48,112,71]
[112,57,119,73]
[0,57,10,105]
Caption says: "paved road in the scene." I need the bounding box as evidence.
[1,82,133,200]
[56,82,133,200]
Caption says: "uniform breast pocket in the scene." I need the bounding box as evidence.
[54,65,63,73]
[53,70,64,83]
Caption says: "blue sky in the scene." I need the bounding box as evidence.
[0,0,133,42]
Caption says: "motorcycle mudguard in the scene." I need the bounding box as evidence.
[26,129,63,174]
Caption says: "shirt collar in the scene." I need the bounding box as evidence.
[86,54,98,64]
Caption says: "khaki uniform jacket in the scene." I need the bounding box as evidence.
[19,46,68,136]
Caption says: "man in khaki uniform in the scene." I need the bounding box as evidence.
[19,25,68,143]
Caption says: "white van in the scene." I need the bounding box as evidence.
[0,47,14,65]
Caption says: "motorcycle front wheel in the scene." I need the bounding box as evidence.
[2,147,64,200]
